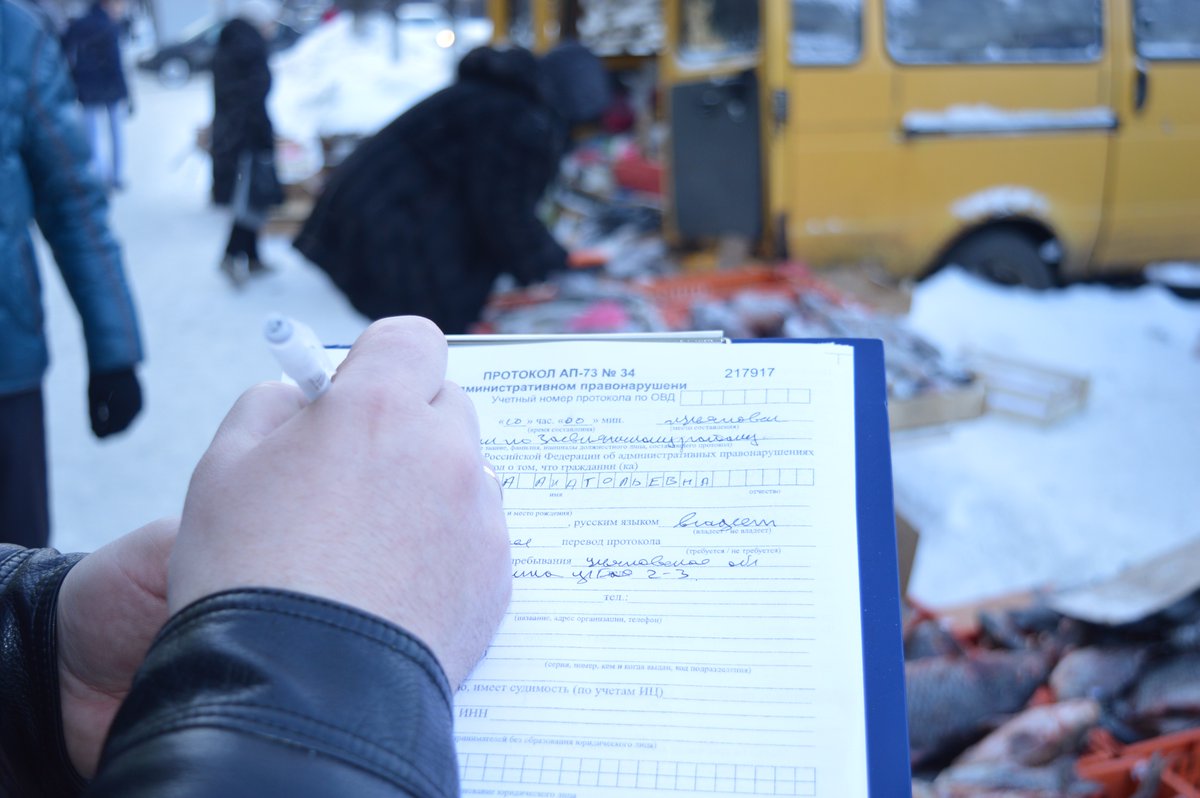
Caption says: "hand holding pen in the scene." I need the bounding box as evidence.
[263,314,334,401]
[171,316,512,690]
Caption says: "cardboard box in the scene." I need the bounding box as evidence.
[888,378,988,431]
[895,511,920,598]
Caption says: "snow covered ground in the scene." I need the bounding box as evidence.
[268,13,489,150]
[894,270,1200,605]
[40,72,370,555]
[38,68,1200,608]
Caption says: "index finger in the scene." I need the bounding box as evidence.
[333,316,449,403]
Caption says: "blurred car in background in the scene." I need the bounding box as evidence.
[136,18,302,87]
[395,2,492,50]
[281,0,337,33]
[397,2,458,48]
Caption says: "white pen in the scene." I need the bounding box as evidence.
[264,314,334,402]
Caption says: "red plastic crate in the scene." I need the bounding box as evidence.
[1077,727,1200,798]
[612,151,664,196]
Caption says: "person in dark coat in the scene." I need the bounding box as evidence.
[212,0,282,285]
[62,0,130,190]
[293,43,611,335]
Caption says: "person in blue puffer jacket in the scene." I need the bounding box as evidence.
[0,0,144,549]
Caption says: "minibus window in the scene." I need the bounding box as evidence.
[791,0,863,65]
[886,0,1102,64]
[1135,0,1200,60]
[577,0,665,56]
[678,0,761,66]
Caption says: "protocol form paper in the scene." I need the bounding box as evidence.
[444,340,869,798]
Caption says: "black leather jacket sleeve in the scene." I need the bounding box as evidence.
[3,543,460,797]
[0,545,88,797]
[85,589,460,797]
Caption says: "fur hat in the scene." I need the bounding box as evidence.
[539,43,612,125]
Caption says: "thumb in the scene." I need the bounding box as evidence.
[207,381,308,462]
[104,516,178,602]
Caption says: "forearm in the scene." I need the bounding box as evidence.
[86,590,461,797]
[0,546,87,797]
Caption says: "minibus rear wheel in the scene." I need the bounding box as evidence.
[943,228,1056,289]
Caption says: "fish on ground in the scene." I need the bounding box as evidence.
[907,649,1054,767]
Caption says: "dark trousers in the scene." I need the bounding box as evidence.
[0,389,50,549]
[225,150,267,261]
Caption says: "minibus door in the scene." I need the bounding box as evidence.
[664,0,764,245]
[1094,0,1200,266]
[762,0,897,268]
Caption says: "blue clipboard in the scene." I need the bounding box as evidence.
[745,338,912,795]
[334,334,913,793]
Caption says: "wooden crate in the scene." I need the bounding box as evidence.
[816,264,914,316]
[969,351,1090,425]
[895,511,920,598]
[263,194,313,236]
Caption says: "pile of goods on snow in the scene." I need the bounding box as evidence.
[488,131,974,413]
[478,263,972,419]
[906,583,1200,797]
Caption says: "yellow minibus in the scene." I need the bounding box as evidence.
[491,0,1200,287]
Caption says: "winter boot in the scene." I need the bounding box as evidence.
[247,257,274,277]
[219,252,250,287]
[240,225,273,277]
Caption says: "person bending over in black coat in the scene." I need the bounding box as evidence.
[212,0,283,286]
[293,43,610,335]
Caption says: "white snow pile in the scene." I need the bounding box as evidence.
[268,14,460,150]
[951,185,1050,221]
[896,268,1200,607]
[1146,262,1200,293]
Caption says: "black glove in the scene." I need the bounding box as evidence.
[88,368,143,438]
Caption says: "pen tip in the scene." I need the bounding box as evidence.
[263,314,292,343]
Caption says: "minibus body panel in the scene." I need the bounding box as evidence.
[1095,0,1200,267]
